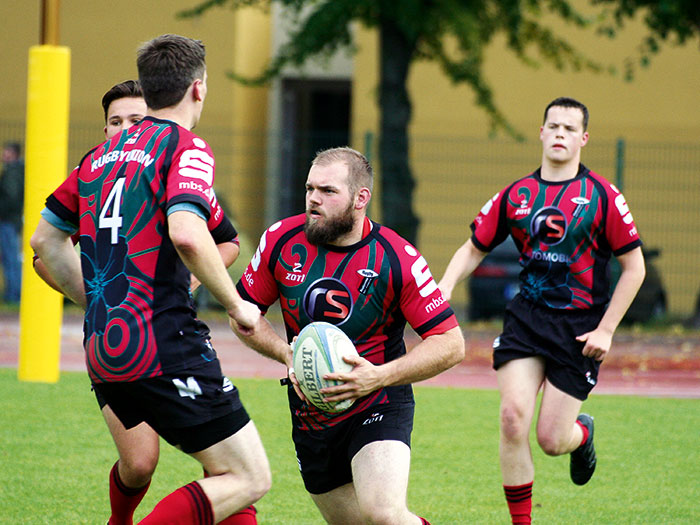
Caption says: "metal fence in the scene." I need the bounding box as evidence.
[407,134,700,320]
[2,119,698,319]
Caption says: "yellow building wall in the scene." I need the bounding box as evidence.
[2,2,698,316]
[0,0,269,237]
[352,10,700,317]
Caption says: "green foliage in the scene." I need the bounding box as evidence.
[179,0,608,137]
[592,0,700,80]
[1,369,699,523]
[177,1,697,244]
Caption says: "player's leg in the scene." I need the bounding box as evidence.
[536,309,600,485]
[293,413,362,524]
[104,405,160,486]
[103,405,159,525]
[497,356,545,525]
[190,420,271,522]
[203,469,257,524]
[138,420,270,525]
[309,441,426,525]
[497,356,545,484]
[535,380,584,456]
[310,483,364,524]
[123,361,271,524]
[352,440,424,525]
[536,353,598,485]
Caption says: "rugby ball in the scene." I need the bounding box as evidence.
[292,322,358,413]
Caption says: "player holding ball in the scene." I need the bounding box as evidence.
[234,146,465,525]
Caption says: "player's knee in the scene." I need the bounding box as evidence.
[256,468,272,499]
[244,464,272,503]
[360,501,408,525]
[500,404,528,441]
[536,432,567,456]
[120,454,157,486]
[217,466,270,506]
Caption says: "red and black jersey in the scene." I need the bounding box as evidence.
[471,164,642,310]
[45,117,232,383]
[237,214,459,430]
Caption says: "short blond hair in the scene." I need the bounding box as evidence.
[311,147,373,194]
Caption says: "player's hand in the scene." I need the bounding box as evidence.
[287,365,307,404]
[320,354,379,402]
[576,327,613,362]
[286,337,307,403]
[228,300,261,336]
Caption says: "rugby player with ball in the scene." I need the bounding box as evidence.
[234,147,465,525]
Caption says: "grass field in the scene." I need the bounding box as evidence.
[0,368,698,524]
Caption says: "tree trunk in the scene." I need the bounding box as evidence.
[379,19,419,246]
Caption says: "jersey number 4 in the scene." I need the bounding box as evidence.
[99,177,126,245]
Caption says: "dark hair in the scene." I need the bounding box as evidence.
[137,34,206,110]
[101,80,143,122]
[543,97,589,131]
[3,141,21,158]
[312,147,373,193]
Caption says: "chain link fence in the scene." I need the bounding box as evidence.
[3,119,698,320]
[409,135,700,320]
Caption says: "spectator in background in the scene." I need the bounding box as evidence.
[0,141,24,304]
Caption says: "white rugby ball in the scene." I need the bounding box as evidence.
[292,322,358,413]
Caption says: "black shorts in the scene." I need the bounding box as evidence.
[292,402,415,495]
[92,359,250,453]
[493,294,604,401]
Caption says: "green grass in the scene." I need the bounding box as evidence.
[0,369,698,524]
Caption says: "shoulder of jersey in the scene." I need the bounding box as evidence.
[370,221,404,245]
[585,169,612,186]
[180,131,211,151]
[292,321,359,413]
[263,214,305,242]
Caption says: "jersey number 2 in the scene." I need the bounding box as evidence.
[99,177,126,245]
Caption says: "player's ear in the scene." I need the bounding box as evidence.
[192,79,205,102]
[355,187,371,210]
[580,131,589,147]
[103,126,108,139]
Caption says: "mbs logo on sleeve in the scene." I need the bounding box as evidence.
[303,278,353,325]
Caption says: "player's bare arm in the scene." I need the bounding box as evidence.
[321,325,465,402]
[438,238,487,301]
[577,246,645,361]
[190,241,239,292]
[30,218,87,309]
[33,256,65,294]
[233,319,307,402]
[233,316,293,366]
[168,210,260,333]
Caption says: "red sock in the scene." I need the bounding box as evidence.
[108,461,150,525]
[575,419,590,447]
[219,505,257,524]
[504,482,533,524]
[138,482,214,525]
[419,518,431,525]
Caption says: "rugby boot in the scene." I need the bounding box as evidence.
[570,413,596,485]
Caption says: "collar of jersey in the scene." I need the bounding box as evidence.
[318,217,377,253]
[534,163,589,184]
